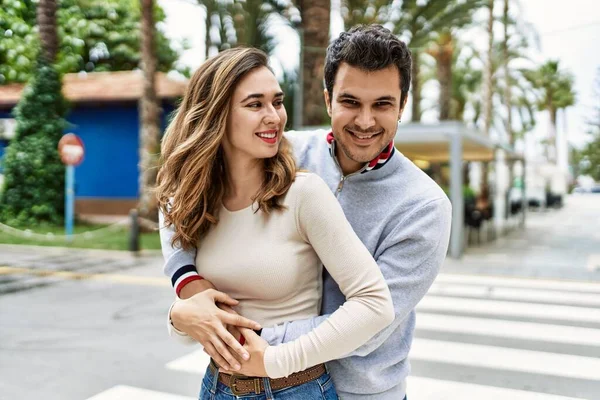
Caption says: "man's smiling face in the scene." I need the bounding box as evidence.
[325,62,406,174]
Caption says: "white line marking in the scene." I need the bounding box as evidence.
[410,338,600,381]
[407,376,584,400]
[85,385,194,400]
[416,313,600,347]
[418,296,600,323]
[428,283,600,307]
[166,349,211,375]
[436,274,600,293]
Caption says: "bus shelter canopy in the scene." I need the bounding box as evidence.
[394,121,523,162]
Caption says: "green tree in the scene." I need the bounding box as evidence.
[391,0,484,122]
[579,139,600,181]
[138,0,161,221]
[1,0,68,225]
[578,67,600,181]
[525,60,576,162]
[340,0,391,27]
[448,45,482,121]
[0,60,68,225]
[426,30,456,120]
[201,0,294,54]
[297,0,330,126]
[0,0,180,84]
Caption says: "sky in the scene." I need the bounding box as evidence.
[158,0,600,151]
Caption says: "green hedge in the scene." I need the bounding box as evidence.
[0,58,68,225]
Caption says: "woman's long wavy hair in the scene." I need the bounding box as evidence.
[156,47,297,250]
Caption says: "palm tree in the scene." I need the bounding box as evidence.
[37,0,58,62]
[340,0,391,27]
[502,0,512,145]
[526,60,575,161]
[138,0,161,221]
[449,46,482,121]
[298,0,330,126]
[391,0,484,122]
[201,1,294,57]
[483,0,494,136]
[426,30,454,120]
[525,60,576,162]
[202,0,219,57]
[228,0,291,52]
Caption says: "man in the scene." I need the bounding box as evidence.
[163,24,451,399]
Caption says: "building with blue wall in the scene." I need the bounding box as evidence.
[0,71,186,215]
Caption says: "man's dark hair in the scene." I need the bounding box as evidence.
[324,24,412,106]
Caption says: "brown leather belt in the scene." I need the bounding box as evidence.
[209,359,327,396]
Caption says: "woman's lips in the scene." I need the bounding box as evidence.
[255,130,278,144]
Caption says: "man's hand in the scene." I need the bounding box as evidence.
[170,289,261,371]
[236,328,269,377]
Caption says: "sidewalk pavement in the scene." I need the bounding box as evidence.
[2,194,598,294]
[0,244,166,294]
[443,194,600,282]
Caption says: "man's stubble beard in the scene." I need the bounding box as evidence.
[335,131,392,164]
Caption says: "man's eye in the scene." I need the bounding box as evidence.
[342,100,358,106]
[375,102,392,107]
[274,100,284,107]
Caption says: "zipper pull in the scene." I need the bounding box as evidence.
[336,177,345,193]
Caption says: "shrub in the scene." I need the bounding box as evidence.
[0,57,68,225]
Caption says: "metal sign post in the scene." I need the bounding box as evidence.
[58,133,85,242]
[65,165,75,241]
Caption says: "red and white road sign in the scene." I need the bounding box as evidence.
[58,133,85,166]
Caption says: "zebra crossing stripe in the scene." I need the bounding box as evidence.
[85,379,584,400]
[86,273,600,400]
[428,282,600,307]
[418,296,600,323]
[407,376,583,400]
[416,312,600,347]
[435,273,600,293]
[410,338,600,381]
[85,385,194,400]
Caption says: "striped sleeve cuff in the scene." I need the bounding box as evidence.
[171,264,203,297]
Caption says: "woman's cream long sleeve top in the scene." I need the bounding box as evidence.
[172,172,394,379]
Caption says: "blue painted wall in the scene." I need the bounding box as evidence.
[68,105,140,198]
[0,139,8,173]
[0,102,176,198]
[0,110,12,173]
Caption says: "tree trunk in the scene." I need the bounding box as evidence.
[548,107,557,162]
[437,34,453,121]
[37,0,58,63]
[411,52,422,122]
[503,0,512,146]
[300,0,330,126]
[139,0,161,221]
[205,8,211,59]
[483,0,494,136]
[503,0,514,217]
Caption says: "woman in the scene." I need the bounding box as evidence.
[156,47,393,400]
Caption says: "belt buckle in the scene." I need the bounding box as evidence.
[230,374,262,396]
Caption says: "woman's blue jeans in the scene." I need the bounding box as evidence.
[199,364,338,400]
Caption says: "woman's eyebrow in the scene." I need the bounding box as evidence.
[240,93,264,103]
[240,91,284,103]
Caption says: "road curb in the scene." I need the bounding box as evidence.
[0,243,162,258]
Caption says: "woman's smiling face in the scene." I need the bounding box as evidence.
[223,66,287,162]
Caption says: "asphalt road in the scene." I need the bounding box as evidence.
[1,194,599,400]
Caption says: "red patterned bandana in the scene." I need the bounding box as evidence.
[326,131,395,174]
